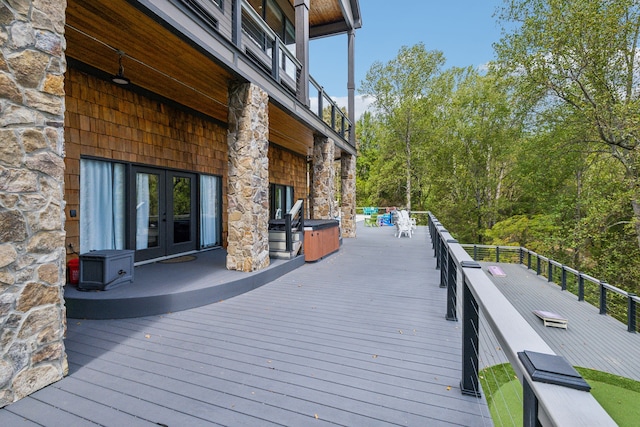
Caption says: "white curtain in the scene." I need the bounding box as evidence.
[136,173,150,250]
[200,175,220,248]
[80,159,125,253]
[286,186,294,213]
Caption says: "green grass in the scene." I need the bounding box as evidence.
[480,364,640,426]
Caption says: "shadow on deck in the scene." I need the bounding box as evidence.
[65,249,305,319]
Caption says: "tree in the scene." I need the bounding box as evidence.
[495,0,640,248]
[425,68,522,242]
[359,43,446,210]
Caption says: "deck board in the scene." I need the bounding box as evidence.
[1,224,491,426]
[481,262,640,381]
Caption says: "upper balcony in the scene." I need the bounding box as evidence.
[65,0,360,156]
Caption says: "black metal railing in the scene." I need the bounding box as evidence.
[428,213,616,426]
[284,199,304,254]
[237,1,353,146]
[461,244,639,333]
[310,76,352,142]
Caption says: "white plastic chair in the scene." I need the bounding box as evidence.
[396,210,412,238]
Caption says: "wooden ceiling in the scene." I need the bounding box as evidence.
[65,0,322,156]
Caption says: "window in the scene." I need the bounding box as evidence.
[270,183,294,219]
[200,175,222,248]
[80,158,126,253]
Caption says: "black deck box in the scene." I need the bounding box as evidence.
[78,250,135,291]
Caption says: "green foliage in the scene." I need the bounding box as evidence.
[355,0,640,296]
[482,364,640,427]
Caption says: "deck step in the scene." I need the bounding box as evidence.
[269,230,302,242]
[269,240,303,259]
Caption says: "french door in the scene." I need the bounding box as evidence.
[133,167,197,262]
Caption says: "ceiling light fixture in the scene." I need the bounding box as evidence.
[111,51,130,85]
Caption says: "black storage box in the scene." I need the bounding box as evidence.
[79,250,135,291]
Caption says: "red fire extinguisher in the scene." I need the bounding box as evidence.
[67,258,80,285]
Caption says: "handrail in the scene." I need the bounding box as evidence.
[309,75,352,142]
[238,1,352,147]
[289,198,303,219]
[461,243,638,332]
[284,199,304,253]
[429,213,616,426]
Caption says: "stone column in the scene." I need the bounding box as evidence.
[310,135,335,219]
[226,82,270,272]
[340,153,356,237]
[0,0,68,407]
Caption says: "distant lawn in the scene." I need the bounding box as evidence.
[480,364,640,426]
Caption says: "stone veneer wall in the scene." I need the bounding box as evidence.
[0,0,68,407]
[340,153,356,237]
[310,135,335,219]
[226,82,270,272]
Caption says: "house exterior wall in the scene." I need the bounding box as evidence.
[63,68,229,252]
[0,0,68,407]
[269,144,307,202]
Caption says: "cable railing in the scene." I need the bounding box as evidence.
[461,244,639,332]
[428,213,616,426]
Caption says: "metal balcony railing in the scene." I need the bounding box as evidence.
[461,244,639,333]
[174,0,354,147]
[428,213,616,427]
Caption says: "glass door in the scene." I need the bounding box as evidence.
[167,171,197,256]
[133,167,196,262]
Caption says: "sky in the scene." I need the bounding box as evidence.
[309,0,505,118]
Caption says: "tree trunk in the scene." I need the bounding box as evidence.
[405,132,412,211]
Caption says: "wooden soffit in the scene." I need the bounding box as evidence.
[64,0,322,156]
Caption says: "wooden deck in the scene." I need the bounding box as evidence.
[480,262,640,381]
[0,224,492,426]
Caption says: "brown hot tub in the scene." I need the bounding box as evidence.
[303,219,340,262]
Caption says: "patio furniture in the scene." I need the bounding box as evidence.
[364,213,379,227]
[396,210,413,238]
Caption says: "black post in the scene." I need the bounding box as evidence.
[461,276,481,397]
[548,260,553,282]
[440,246,448,289]
[496,246,500,262]
[473,245,478,261]
[231,0,241,46]
[446,251,457,321]
[271,40,280,81]
[285,213,292,252]
[434,230,441,267]
[522,377,542,427]
[536,256,541,275]
[578,273,585,301]
[528,251,532,270]
[561,266,567,291]
[628,293,637,333]
[599,282,607,315]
